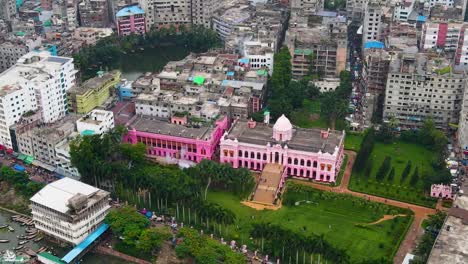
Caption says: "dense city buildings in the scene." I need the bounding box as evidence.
[286,11,347,79]
[76,109,115,135]
[78,0,110,28]
[220,115,345,182]
[116,4,147,36]
[0,42,30,73]
[31,177,110,245]
[0,52,77,148]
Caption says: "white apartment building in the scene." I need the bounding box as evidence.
[362,0,383,49]
[76,109,114,135]
[0,43,29,73]
[242,41,274,75]
[383,53,464,130]
[0,52,77,148]
[212,4,252,40]
[55,132,81,179]
[30,178,110,245]
[393,0,414,22]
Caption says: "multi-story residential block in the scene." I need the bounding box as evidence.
[191,0,223,28]
[30,177,110,245]
[458,79,468,158]
[429,1,467,22]
[362,0,383,49]
[361,48,390,95]
[220,115,345,182]
[73,27,113,45]
[0,52,77,148]
[116,4,146,36]
[383,52,464,130]
[78,0,110,28]
[67,70,121,114]
[0,42,29,73]
[76,109,114,135]
[212,3,252,40]
[393,0,414,22]
[286,12,348,79]
[242,41,274,75]
[123,115,229,165]
[55,132,81,179]
[346,0,367,21]
[144,0,191,30]
[15,116,76,167]
[421,21,465,52]
[290,0,323,13]
[0,0,17,20]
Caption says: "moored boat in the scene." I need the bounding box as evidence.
[18,241,28,245]
[7,226,14,232]
[14,245,24,251]
[0,239,9,243]
[0,224,7,229]
[33,237,43,242]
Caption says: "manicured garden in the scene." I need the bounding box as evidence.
[349,138,439,208]
[344,132,364,151]
[206,183,412,263]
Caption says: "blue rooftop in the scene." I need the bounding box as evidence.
[61,223,109,263]
[227,71,234,76]
[364,41,385,49]
[417,15,427,22]
[116,5,145,17]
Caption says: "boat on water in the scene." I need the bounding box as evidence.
[33,237,43,242]
[7,226,14,232]
[0,239,9,243]
[18,241,28,245]
[25,234,36,240]
[0,224,8,229]
[14,245,24,251]
[0,250,30,263]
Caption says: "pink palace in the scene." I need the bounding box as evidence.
[220,115,345,183]
[123,115,229,164]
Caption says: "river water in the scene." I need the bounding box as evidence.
[0,210,127,263]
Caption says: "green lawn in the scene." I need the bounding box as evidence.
[349,141,438,208]
[345,133,364,151]
[291,99,329,129]
[205,187,412,263]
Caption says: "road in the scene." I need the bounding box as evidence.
[291,150,438,264]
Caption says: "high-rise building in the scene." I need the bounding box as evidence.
[362,0,383,49]
[0,0,17,20]
[290,0,323,13]
[116,4,146,36]
[383,52,464,130]
[30,178,111,245]
[0,52,77,148]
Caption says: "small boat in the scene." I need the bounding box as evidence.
[7,226,14,232]
[18,241,28,245]
[0,239,9,243]
[25,230,36,235]
[25,234,36,240]
[14,245,24,251]
[33,237,43,242]
[0,225,7,229]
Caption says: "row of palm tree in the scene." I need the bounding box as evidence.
[250,222,350,264]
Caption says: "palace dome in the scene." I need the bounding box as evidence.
[273,114,293,132]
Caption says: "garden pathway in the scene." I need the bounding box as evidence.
[291,150,437,264]
[362,214,407,226]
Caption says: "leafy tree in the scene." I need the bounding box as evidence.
[387,167,395,182]
[400,161,412,183]
[137,227,172,254]
[364,161,373,179]
[320,91,348,129]
[409,167,420,186]
[375,156,391,182]
[354,129,376,171]
[106,206,150,246]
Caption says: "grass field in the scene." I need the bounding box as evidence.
[345,133,364,151]
[349,141,438,208]
[206,186,412,263]
[290,99,329,129]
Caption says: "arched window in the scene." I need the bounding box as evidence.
[238,150,242,157]
[300,159,305,166]
[244,151,249,158]
[263,153,267,160]
[294,158,298,165]
[306,160,311,167]
[288,157,292,164]
[250,152,255,159]
[257,153,261,159]
[313,161,318,168]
